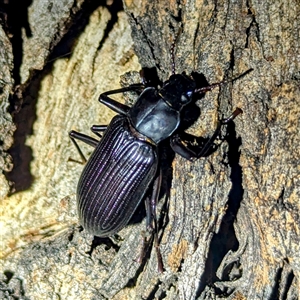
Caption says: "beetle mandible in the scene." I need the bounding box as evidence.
[69,42,242,272]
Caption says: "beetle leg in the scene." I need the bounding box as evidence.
[139,169,164,272]
[69,125,108,162]
[69,130,99,163]
[171,108,242,160]
[90,125,108,138]
[170,134,204,161]
[99,84,144,115]
[152,170,164,272]
[193,69,254,97]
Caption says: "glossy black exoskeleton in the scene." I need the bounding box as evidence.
[69,69,242,272]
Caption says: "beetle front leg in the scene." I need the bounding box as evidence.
[139,169,163,272]
[99,84,144,115]
[171,108,242,160]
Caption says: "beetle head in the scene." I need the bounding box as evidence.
[159,74,196,110]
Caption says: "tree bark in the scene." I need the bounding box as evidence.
[1,0,299,299]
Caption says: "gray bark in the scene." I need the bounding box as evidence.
[1,0,299,299]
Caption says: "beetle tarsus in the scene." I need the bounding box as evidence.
[221,107,243,124]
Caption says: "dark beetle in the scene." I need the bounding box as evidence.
[69,70,242,271]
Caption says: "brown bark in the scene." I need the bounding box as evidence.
[1,0,299,299]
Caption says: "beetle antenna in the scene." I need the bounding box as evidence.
[170,40,176,75]
[170,27,182,75]
[194,68,254,95]
[194,80,226,95]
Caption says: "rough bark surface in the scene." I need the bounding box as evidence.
[0,24,14,199]
[1,0,299,299]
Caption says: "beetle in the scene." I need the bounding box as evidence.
[69,65,242,271]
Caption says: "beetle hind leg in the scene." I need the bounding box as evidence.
[138,169,164,272]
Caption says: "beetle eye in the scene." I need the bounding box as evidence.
[186,91,193,97]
